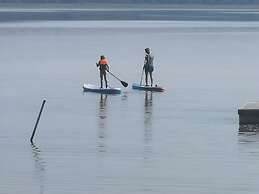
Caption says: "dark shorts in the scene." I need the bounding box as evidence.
[100,69,106,78]
[144,65,154,73]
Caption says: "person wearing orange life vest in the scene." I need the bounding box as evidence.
[96,55,109,88]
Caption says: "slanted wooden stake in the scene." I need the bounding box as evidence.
[30,100,46,143]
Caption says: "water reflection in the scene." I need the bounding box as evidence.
[237,133,259,157]
[144,92,153,128]
[121,92,128,101]
[31,143,46,194]
[238,133,259,144]
[97,94,108,153]
[143,92,153,160]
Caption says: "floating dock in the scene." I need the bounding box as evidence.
[238,102,259,133]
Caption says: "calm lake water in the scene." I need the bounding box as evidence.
[1,19,259,194]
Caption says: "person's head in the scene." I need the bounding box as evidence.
[100,55,105,60]
[145,48,150,54]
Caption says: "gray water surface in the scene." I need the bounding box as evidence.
[1,20,259,194]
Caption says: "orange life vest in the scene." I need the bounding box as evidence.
[99,59,108,65]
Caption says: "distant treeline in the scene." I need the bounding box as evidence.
[1,0,259,4]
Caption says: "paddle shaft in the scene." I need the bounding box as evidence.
[30,100,46,143]
[107,70,121,82]
[140,68,144,85]
[106,70,128,87]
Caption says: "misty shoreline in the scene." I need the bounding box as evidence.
[2,3,259,10]
[1,3,259,22]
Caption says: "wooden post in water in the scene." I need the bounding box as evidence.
[30,100,46,143]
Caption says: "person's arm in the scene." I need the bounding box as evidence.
[96,62,100,67]
[106,64,110,72]
[143,55,148,69]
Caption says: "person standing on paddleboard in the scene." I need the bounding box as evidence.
[143,48,154,86]
[96,55,109,88]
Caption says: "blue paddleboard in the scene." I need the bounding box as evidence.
[132,83,164,92]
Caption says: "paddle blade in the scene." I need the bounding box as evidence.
[121,81,128,87]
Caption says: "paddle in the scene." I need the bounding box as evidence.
[107,70,128,87]
[140,68,144,86]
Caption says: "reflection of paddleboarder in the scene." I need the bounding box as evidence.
[143,48,154,86]
[145,91,153,110]
[98,94,108,153]
[96,55,109,88]
[144,92,153,130]
[144,92,153,119]
[143,92,153,160]
[99,94,107,121]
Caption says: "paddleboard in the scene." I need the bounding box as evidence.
[132,83,164,92]
[83,84,121,94]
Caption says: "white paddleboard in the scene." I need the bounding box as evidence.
[83,84,121,94]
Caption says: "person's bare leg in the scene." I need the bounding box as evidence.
[100,71,103,88]
[104,72,108,88]
[150,72,153,86]
[145,71,148,86]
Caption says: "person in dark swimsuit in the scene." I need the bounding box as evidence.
[96,55,109,88]
[143,48,154,86]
